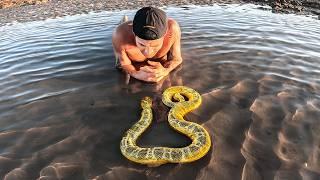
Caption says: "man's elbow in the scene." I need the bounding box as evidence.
[175,57,183,65]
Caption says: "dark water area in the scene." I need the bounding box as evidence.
[0,4,320,180]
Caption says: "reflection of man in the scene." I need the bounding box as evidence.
[112,7,183,83]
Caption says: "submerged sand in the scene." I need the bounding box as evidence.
[2,78,319,179]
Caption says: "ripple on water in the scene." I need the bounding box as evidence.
[0,4,320,179]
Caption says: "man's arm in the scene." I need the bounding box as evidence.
[163,21,183,72]
[112,30,135,73]
[141,21,183,81]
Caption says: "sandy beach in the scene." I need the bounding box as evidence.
[0,0,320,25]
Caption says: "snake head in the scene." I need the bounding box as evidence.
[141,97,152,109]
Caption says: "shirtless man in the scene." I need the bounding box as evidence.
[112,7,182,83]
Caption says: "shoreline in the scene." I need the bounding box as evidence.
[0,0,319,26]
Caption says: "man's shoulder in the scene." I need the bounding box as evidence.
[113,21,133,39]
[113,21,135,51]
[168,18,179,26]
[168,18,181,35]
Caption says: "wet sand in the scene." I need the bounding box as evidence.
[0,0,48,9]
[0,0,320,25]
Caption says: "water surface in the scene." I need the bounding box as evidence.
[0,4,320,180]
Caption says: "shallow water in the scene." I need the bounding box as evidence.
[0,4,320,180]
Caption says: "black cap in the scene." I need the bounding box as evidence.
[133,7,168,40]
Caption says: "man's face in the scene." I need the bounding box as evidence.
[135,36,164,58]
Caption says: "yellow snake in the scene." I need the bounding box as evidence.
[120,86,211,166]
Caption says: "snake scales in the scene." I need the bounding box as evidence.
[120,86,211,166]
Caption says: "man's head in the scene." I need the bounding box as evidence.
[133,7,168,58]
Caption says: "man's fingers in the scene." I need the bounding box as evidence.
[156,76,165,82]
[140,66,156,73]
[149,75,164,82]
[147,61,162,67]
[147,77,157,82]
[141,70,156,79]
[146,75,166,83]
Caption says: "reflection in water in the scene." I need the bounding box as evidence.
[0,4,320,179]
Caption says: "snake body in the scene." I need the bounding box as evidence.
[120,86,211,166]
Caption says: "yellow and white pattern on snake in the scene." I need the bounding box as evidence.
[120,86,211,166]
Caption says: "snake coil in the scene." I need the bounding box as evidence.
[120,86,211,166]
